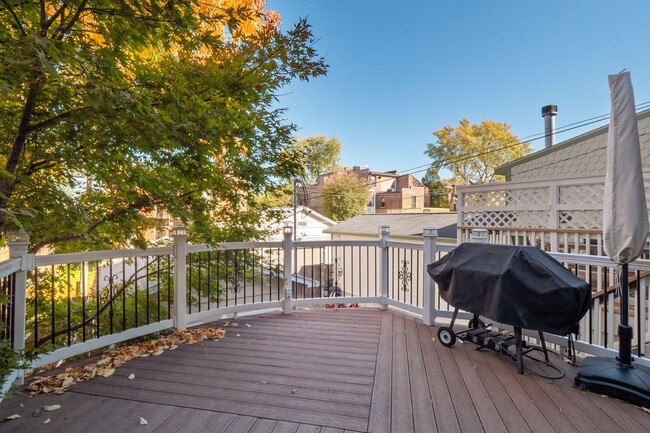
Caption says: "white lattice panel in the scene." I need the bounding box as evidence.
[463,187,548,208]
[559,184,604,206]
[558,210,602,230]
[463,210,548,229]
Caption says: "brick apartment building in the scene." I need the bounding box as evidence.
[304,167,430,215]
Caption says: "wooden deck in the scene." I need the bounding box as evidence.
[1,308,648,432]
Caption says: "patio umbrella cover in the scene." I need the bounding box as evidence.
[603,71,648,263]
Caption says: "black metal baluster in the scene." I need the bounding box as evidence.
[251,253,252,304]
[122,260,126,331]
[225,250,229,307]
[207,251,212,310]
[197,253,202,312]
[134,257,138,327]
[95,262,100,338]
[167,254,171,319]
[636,269,642,357]
[188,253,192,314]
[33,269,39,347]
[51,265,56,346]
[587,265,594,344]
[244,250,248,304]
[145,256,150,324]
[109,259,114,334]
[157,255,161,322]
[603,267,608,348]
[216,250,221,308]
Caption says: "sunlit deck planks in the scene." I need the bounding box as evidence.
[0,308,648,432]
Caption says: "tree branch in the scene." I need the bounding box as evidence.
[27,107,88,132]
[42,1,67,32]
[54,0,87,40]
[1,0,27,36]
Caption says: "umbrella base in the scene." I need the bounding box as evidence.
[575,356,650,408]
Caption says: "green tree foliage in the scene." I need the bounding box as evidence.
[425,119,532,184]
[421,170,450,209]
[322,172,367,221]
[290,135,342,183]
[257,183,293,208]
[0,1,327,253]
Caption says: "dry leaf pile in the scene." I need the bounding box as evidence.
[25,327,225,396]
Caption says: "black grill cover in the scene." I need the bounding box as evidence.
[427,243,591,336]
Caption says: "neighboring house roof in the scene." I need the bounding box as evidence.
[265,207,336,241]
[495,108,650,180]
[324,213,457,242]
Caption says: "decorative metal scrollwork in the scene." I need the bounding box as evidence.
[333,257,343,286]
[398,260,411,292]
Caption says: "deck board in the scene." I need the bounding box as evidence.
[0,308,648,433]
[416,318,462,433]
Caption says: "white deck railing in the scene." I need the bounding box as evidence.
[1,226,649,374]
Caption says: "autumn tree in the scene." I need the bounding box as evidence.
[322,172,368,221]
[425,119,532,184]
[0,1,327,252]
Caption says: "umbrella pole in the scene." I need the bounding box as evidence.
[617,263,633,366]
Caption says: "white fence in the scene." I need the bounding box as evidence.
[2,226,649,373]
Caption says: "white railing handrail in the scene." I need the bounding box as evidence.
[34,246,174,267]
[0,257,22,278]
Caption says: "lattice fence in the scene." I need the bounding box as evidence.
[458,176,650,253]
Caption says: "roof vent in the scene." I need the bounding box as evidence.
[541,105,558,148]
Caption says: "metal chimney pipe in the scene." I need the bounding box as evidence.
[541,105,558,148]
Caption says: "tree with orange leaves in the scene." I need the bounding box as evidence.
[0,1,326,252]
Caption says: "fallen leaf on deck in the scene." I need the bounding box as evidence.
[139,417,148,425]
[43,405,61,411]
[5,414,20,421]
[231,322,238,327]
[19,403,24,408]
[128,373,135,380]
[43,418,51,424]
[236,334,241,337]
[61,376,74,388]
[642,406,650,414]
[32,409,41,417]
[259,380,268,384]
[26,327,225,396]
[245,323,251,327]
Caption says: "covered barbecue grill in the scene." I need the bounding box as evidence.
[427,243,591,373]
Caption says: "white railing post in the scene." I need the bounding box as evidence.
[422,227,439,326]
[549,185,559,251]
[282,225,294,314]
[7,231,32,383]
[470,228,489,243]
[172,226,188,330]
[379,225,390,308]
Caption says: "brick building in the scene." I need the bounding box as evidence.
[304,167,430,215]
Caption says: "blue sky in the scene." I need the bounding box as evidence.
[267,1,650,179]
